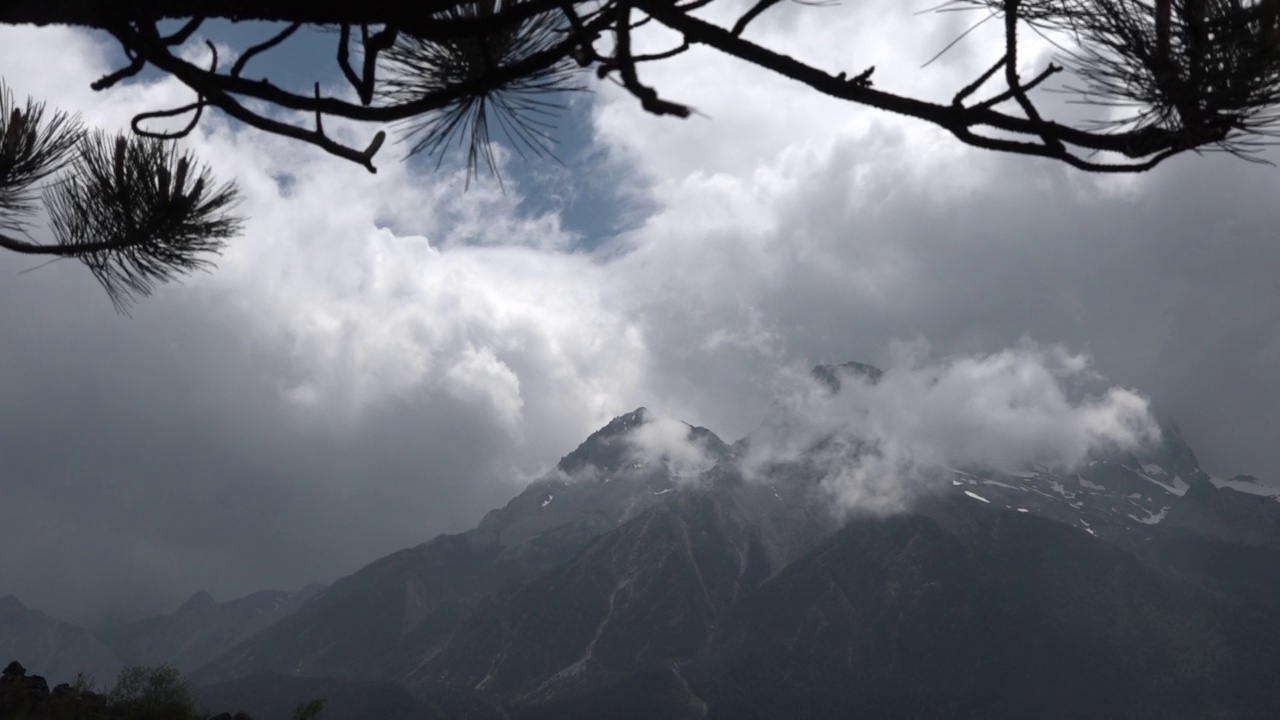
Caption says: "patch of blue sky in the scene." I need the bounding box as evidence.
[117,20,644,251]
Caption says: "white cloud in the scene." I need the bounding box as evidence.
[2,2,1280,622]
[628,413,720,480]
[744,342,1161,513]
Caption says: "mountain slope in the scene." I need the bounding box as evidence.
[192,361,1280,718]
[193,409,731,684]
[0,595,124,687]
[407,488,774,701]
[696,497,1280,720]
[396,483,1280,719]
[402,461,839,702]
[94,583,325,674]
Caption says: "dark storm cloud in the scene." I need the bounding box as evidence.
[1,2,1279,629]
[0,261,535,625]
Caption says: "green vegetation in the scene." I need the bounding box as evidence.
[292,698,326,720]
[0,660,326,720]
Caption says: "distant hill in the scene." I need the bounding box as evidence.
[0,595,123,686]
[95,583,324,673]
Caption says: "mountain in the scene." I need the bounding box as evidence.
[1162,480,1280,549]
[405,487,1280,719]
[94,583,326,674]
[0,595,124,687]
[402,480,817,701]
[937,419,1212,544]
[191,409,732,685]
[397,428,850,702]
[810,360,884,392]
[695,496,1280,720]
[926,414,1280,605]
[187,363,1280,717]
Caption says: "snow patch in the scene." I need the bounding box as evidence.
[1016,508,1029,513]
[964,490,991,504]
[1209,476,1280,498]
[541,495,554,507]
[1143,464,1167,476]
[1128,507,1169,525]
[1077,475,1105,491]
[981,479,1028,493]
[1125,465,1189,496]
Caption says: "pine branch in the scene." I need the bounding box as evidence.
[36,132,243,313]
[0,82,84,231]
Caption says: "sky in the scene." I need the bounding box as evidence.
[1,0,1278,626]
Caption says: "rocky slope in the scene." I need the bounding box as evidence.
[187,362,1280,718]
[191,409,732,684]
[696,496,1280,720]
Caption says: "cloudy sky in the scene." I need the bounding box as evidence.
[1,0,1277,626]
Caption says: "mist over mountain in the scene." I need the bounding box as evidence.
[0,595,123,687]
[95,584,326,674]
[8,353,1280,719]
[189,408,735,686]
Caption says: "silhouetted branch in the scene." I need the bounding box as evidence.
[338,24,398,105]
[161,17,205,45]
[42,132,243,312]
[232,22,302,78]
[613,2,693,117]
[91,53,146,91]
[378,0,585,186]
[131,102,206,140]
[131,40,218,141]
[732,0,785,36]
[5,0,1280,178]
[0,82,84,230]
[953,56,1006,106]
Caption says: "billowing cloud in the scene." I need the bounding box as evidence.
[627,413,721,481]
[743,343,1161,513]
[0,2,1278,626]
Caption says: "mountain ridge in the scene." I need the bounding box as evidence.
[190,409,733,685]
[11,359,1280,719]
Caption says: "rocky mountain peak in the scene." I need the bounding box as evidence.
[811,360,884,393]
[556,408,648,475]
[183,375,1280,719]
[0,594,25,611]
[178,590,217,613]
[479,408,731,549]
